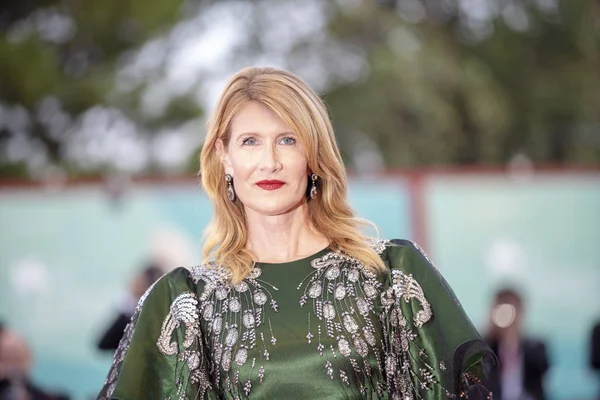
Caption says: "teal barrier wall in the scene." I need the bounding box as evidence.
[0,179,412,399]
[424,173,600,399]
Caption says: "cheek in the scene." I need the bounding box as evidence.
[228,151,255,178]
[286,152,309,177]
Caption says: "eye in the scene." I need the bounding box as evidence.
[242,137,258,146]
[279,136,296,145]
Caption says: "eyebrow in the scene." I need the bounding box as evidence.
[233,131,296,139]
[232,131,297,140]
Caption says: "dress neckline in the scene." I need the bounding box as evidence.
[255,246,331,267]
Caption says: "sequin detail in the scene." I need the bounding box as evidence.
[184,263,279,398]
[297,239,389,396]
[157,292,200,355]
[378,240,491,398]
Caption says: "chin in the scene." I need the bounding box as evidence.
[244,198,304,217]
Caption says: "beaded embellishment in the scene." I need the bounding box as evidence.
[297,240,391,396]
[157,264,279,398]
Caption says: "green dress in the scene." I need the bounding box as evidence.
[97,239,495,399]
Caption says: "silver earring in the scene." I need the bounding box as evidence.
[310,173,318,199]
[226,174,235,201]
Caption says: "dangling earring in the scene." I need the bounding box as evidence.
[226,174,235,202]
[310,173,318,199]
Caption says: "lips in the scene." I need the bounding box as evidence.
[256,180,285,190]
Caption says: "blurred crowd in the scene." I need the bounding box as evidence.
[95,264,164,352]
[484,289,549,399]
[0,262,165,400]
[0,323,69,400]
[486,288,600,400]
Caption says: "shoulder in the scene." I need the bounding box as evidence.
[379,238,429,256]
[368,238,428,256]
[137,264,234,309]
[372,238,437,274]
[165,264,235,286]
[144,266,197,294]
[375,239,452,305]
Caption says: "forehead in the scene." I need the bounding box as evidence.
[230,101,292,136]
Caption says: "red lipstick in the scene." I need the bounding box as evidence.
[256,180,285,190]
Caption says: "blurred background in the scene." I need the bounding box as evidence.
[0,0,599,399]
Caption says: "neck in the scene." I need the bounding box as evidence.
[245,203,328,263]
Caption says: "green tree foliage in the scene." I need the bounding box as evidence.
[0,0,202,177]
[0,0,598,179]
[322,0,600,168]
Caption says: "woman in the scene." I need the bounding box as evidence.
[98,67,495,399]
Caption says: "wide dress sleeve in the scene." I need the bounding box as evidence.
[381,240,496,399]
[97,267,214,400]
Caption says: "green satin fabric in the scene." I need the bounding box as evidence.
[99,240,494,399]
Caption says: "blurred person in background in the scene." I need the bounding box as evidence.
[0,323,70,400]
[97,67,496,399]
[484,288,549,400]
[591,319,600,399]
[96,264,165,351]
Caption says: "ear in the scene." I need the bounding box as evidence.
[216,139,233,175]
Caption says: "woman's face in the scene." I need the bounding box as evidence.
[220,101,310,216]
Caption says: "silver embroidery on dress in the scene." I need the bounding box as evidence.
[157,292,200,355]
[172,263,280,398]
[380,240,479,399]
[297,239,390,398]
[295,239,481,398]
[389,270,432,328]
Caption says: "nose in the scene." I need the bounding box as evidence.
[259,142,282,172]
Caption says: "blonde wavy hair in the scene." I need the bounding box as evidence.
[200,66,386,282]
